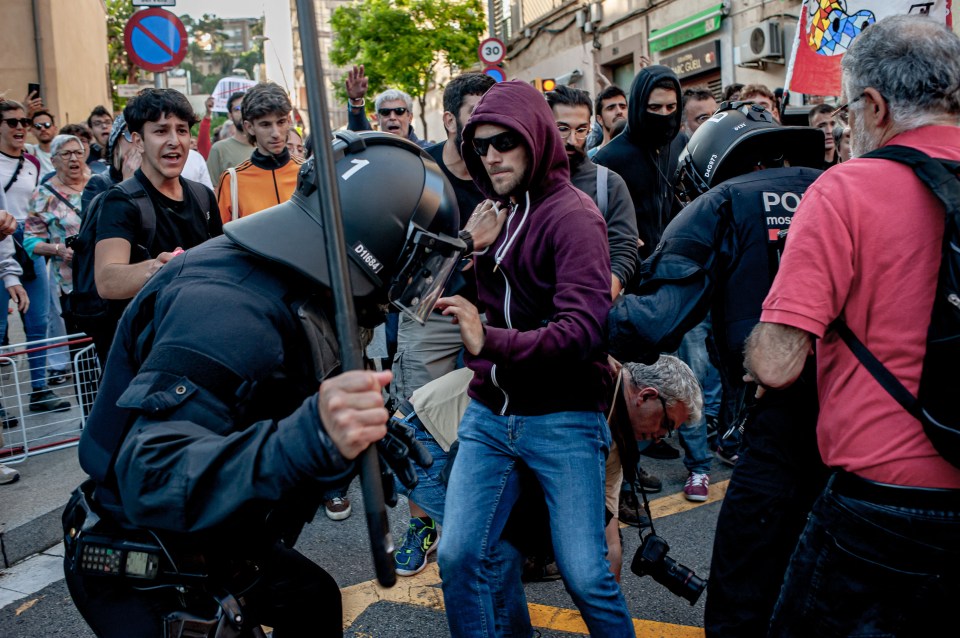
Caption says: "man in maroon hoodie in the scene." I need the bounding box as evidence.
[436,81,635,637]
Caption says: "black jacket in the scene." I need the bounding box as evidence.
[568,154,639,287]
[78,236,354,549]
[594,65,682,261]
[607,166,822,383]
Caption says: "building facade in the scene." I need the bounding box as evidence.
[290,0,355,132]
[3,0,111,125]
[491,0,806,103]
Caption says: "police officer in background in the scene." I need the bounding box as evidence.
[605,102,830,636]
[62,132,467,638]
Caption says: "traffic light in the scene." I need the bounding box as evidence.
[531,78,557,93]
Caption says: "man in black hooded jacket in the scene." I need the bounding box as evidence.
[594,65,681,261]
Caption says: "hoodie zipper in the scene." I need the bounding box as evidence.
[488,194,530,416]
[490,364,510,416]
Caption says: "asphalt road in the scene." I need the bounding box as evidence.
[0,450,731,637]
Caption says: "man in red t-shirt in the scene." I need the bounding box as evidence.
[744,16,960,636]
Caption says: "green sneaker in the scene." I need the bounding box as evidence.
[394,517,439,577]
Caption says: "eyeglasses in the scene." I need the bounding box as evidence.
[472,131,522,156]
[34,121,54,130]
[658,395,673,432]
[556,124,591,139]
[377,107,408,117]
[57,150,84,159]
[232,105,243,112]
[2,118,31,129]
[831,93,866,124]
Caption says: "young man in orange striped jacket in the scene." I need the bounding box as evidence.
[216,82,304,224]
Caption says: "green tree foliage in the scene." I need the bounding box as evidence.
[106,0,137,111]
[330,0,485,139]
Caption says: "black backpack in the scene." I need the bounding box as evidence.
[834,145,960,468]
[62,177,210,332]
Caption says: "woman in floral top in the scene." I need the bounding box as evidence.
[25,134,88,387]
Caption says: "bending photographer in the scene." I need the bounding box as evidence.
[63,132,463,638]
[390,355,701,582]
[606,102,828,635]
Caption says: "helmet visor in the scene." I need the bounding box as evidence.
[389,227,465,324]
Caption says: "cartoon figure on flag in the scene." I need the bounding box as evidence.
[808,0,876,55]
[786,0,952,96]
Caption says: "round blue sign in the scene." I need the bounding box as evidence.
[483,66,506,83]
[124,8,189,73]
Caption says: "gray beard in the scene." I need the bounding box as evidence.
[851,112,882,158]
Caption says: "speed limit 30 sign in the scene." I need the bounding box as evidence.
[478,37,506,66]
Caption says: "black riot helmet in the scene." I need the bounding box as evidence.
[675,101,824,203]
[224,130,464,324]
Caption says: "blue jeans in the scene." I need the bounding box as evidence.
[393,416,449,523]
[47,269,69,372]
[439,401,634,638]
[769,474,960,637]
[14,225,49,390]
[677,318,720,474]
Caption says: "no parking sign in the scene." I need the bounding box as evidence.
[124,8,188,73]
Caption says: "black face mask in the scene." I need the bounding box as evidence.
[641,111,679,148]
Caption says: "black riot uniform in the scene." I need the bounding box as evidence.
[606,103,830,637]
[62,132,464,638]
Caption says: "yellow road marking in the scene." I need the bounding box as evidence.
[622,480,729,528]
[528,602,704,637]
[341,486,722,635]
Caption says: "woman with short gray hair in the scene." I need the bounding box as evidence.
[24,134,89,396]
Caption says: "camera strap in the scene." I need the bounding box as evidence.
[629,474,658,541]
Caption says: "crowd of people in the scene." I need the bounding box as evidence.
[0,11,956,638]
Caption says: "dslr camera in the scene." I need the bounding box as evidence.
[631,533,707,605]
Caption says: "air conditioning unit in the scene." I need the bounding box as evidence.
[735,21,783,65]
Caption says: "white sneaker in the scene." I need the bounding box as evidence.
[0,463,20,485]
[324,496,352,521]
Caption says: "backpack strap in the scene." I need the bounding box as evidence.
[227,167,239,221]
[863,145,960,219]
[834,144,960,421]
[182,178,218,237]
[116,178,156,257]
[596,164,609,218]
[833,319,922,419]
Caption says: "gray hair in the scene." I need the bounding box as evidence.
[50,134,84,157]
[624,355,703,424]
[375,88,413,112]
[842,15,960,129]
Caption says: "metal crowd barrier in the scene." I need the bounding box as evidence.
[0,333,100,464]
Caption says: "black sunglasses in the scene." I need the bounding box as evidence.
[378,107,408,117]
[2,118,31,129]
[472,131,522,156]
[34,121,54,130]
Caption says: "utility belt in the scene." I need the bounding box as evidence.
[63,480,213,584]
[64,480,266,637]
[831,471,960,511]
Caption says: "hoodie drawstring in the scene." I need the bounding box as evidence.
[494,191,530,271]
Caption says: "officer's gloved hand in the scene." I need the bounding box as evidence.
[377,416,433,507]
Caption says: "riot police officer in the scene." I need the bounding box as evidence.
[63,132,466,638]
[606,102,830,636]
